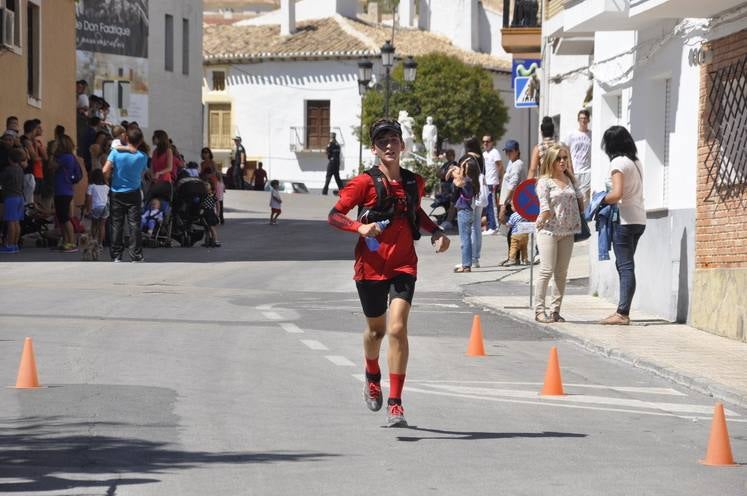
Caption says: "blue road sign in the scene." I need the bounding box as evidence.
[512,178,539,221]
[514,76,540,108]
[511,58,541,88]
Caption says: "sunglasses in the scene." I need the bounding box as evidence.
[374,137,401,149]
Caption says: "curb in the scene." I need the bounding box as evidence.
[466,298,747,411]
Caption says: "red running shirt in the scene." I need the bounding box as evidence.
[330,171,439,281]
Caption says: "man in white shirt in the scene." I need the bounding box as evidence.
[498,139,527,224]
[565,109,592,204]
[481,135,503,235]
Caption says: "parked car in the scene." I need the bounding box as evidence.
[265,180,309,194]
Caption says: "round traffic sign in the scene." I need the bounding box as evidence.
[512,178,539,221]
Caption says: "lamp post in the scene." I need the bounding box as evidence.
[380,40,395,118]
[357,60,373,169]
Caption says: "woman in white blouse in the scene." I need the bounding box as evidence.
[534,144,583,323]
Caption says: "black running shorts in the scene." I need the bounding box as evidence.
[355,274,416,318]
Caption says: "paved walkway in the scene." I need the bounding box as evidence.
[460,239,747,410]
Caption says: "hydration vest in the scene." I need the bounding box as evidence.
[359,166,421,241]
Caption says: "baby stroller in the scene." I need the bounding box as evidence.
[171,176,209,247]
[142,181,174,248]
[19,203,53,248]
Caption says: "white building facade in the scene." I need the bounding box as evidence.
[202,0,539,187]
[542,0,747,332]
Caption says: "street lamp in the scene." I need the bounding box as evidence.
[357,60,373,168]
[380,40,395,118]
[403,56,418,83]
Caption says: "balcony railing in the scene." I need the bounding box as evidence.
[502,0,542,27]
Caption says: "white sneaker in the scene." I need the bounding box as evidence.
[482,229,496,236]
[472,260,480,268]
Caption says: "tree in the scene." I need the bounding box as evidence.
[360,53,509,148]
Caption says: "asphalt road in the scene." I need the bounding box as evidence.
[0,190,745,495]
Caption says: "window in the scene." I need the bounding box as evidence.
[182,18,189,75]
[26,0,40,101]
[164,14,173,72]
[1,0,21,49]
[306,100,330,150]
[208,103,232,149]
[212,70,225,91]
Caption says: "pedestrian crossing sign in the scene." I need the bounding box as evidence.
[514,76,540,108]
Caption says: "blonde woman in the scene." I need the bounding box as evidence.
[534,144,583,323]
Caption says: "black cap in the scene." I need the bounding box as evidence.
[76,79,88,86]
[370,118,402,142]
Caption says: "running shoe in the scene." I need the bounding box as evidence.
[363,378,383,412]
[386,402,408,427]
[62,243,78,253]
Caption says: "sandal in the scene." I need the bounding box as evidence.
[552,312,566,323]
[535,312,553,323]
[453,266,471,273]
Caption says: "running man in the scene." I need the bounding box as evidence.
[328,118,450,427]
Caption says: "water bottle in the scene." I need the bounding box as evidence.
[364,220,390,252]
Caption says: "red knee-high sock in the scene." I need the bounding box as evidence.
[389,373,405,400]
[365,357,380,376]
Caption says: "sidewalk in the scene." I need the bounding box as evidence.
[461,239,747,410]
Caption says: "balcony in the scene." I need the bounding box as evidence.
[629,0,747,19]
[500,0,543,57]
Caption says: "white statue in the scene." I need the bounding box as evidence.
[422,116,438,165]
[398,110,415,154]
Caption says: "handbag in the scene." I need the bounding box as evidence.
[575,199,591,242]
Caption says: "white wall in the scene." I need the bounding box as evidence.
[238,0,358,25]
[479,3,510,58]
[147,0,203,162]
[428,0,478,51]
[219,59,371,188]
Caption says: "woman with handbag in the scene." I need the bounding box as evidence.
[447,137,483,273]
[534,144,583,323]
[599,126,646,325]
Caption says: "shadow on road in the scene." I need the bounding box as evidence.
[1,218,356,263]
[0,416,337,493]
[395,425,587,442]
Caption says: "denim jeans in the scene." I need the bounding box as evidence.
[110,189,143,261]
[471,205,483,264]
[612,223,646,315]
[485,185,498,230]
[457,208,473,267]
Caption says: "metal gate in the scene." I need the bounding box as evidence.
[703,52,747,209]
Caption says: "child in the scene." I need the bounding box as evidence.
[269,179,282,225]
[200,181,221,247]
[140,198,164,235]
[215,170,225,224]
[85,168,110,248]
[507,211,530,265]
[0,148,27,253]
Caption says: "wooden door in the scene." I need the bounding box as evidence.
[306,100,330,150]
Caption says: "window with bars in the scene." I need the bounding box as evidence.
[212,71,225,91]
[26,0,40,101]
[703,53,747,207]
[208,103,232,149]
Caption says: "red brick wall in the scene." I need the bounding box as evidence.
[696,29,747,269]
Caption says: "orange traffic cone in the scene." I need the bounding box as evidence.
[700,403,736,466]
[15,337,41,389]
[540,346,565,396]
[466,315,486,356]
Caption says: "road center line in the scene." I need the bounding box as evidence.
[279,322,304,334]
[300,339,329,351]
[325,355,356,366]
